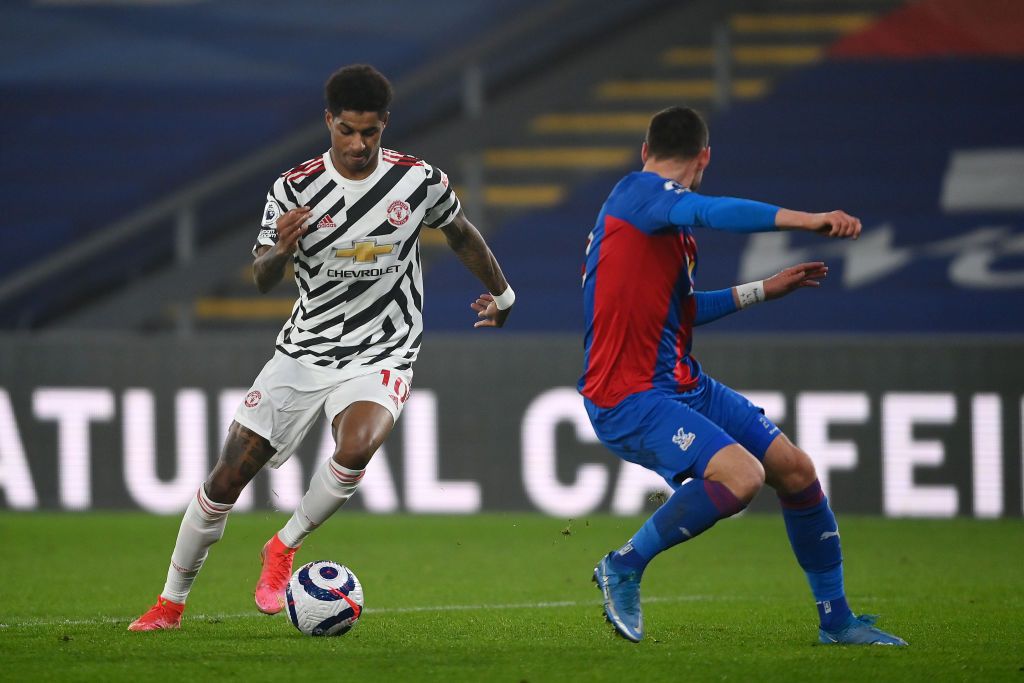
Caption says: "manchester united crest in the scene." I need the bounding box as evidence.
[387,199,411,226]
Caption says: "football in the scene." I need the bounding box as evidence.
[285,560,364,637]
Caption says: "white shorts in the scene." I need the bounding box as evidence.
[233,352,412,468]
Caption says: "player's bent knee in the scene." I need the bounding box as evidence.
[331,402,394,470]
[788,450,817,488]
[705,445,765,503]
[204,472,245,504]
[735,458,766,501]
[333,429,381,469]
[765,437,818,494]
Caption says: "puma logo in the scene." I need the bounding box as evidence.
[819,530,840,541]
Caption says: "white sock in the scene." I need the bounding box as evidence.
[279,459,364,548]
[160,486,233,604]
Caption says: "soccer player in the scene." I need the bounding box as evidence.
[582,106,906,646]
[129,64,515,631]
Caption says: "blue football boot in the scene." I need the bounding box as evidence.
[819,613,908,646]
[592,552,643,642]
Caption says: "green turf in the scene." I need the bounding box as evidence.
[1,512,1021,682]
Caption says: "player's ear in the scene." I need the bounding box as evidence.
[641,141,649,164]
[698,146,711,170]
[379,111,390,128]
[324,109,333,130]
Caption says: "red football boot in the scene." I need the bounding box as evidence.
[254,534,300,614]
[128,596,185,632]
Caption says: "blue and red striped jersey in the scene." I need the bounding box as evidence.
[578,171,778,408]
[578,172,701,408]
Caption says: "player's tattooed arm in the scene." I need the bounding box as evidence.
[253,207,311,292]
[439,211,512,328]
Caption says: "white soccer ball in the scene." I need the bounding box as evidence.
[286,560,364,637]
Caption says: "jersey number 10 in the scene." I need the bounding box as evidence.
[379,369,411,404]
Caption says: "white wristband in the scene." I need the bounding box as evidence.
[491,285,516,310]
[735,280,765,309]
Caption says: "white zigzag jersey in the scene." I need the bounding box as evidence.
[254,148,460,370]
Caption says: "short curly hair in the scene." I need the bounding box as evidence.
[324,64,393,116]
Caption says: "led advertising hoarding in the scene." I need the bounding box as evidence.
[1,335,1020,517]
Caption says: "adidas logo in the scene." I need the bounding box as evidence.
[317,214,336,229]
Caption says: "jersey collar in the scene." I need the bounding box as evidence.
[323,149,384,187]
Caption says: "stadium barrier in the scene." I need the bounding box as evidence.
[0,334,1020,517]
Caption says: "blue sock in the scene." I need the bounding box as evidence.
[816,596,851,632]
[778,479,852,632]
[611,479,747,577]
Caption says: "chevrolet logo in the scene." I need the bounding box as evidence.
[334,239,396,263]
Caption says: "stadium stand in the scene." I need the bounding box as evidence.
[177,0,908,332]
[0,0,673,330]
[0,1,543,276]
[5,0,1021,336]
[0,0,576,327]
[421,0,1024,333]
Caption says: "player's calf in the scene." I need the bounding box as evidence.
[593,471,753,642]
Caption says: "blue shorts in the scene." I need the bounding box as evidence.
[583,375,780,488]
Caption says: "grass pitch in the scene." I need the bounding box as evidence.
[1,512,1021,682]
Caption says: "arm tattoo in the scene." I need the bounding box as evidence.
[443,214,507,294]
[253,248,291,293]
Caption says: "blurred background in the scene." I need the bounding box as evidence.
[0,0,1021,518]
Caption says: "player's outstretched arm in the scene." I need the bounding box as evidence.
[669,192,779,233]
[253,207,310,293]
[669,193,860,240]
[438,211,513,328]
[775,209,861,239]
[693,261,828,325]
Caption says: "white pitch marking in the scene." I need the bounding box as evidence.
[0,594,726,629]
